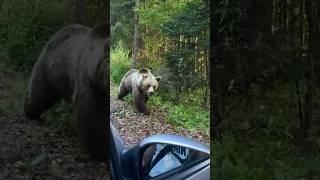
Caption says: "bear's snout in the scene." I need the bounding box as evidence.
[146,91,154,97]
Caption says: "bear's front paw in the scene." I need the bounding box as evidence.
[117,94,123,100]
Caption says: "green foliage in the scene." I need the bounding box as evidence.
[138,0,173,28]
[0,0,72,72]
[149,93,209,135]
[111,22,130,48]
[168,105,209,134]
[164,49,199,94]
[110,42,131,84]
[161,0,209,38]
[123,94,134,104]
[136,56,165,72]
[44,100,74,133]
[111,0,135,49]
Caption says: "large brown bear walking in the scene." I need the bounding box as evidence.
[24,24,109,162]
[118,68,160,115]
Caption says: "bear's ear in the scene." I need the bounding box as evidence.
[142,74,149,79]
[139,68,150,74]
[155,76,161,82]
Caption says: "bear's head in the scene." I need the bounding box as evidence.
[139,68,161,97]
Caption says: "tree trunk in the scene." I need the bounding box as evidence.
[205,49,210,107]
[295,78,304,130]
[74,0,84,24]
[132,0,140,69]
[211,58,224,139]
[304,0,320,137]
[101,0,109,24]
[300,0,305,45]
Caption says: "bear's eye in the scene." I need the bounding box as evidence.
[148,85,151,88]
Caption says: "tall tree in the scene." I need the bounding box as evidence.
[304,0,320,137]
[132,0,139,68]
[74,0,84,23]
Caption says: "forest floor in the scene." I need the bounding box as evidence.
[0,69,109,180]
[110,81,210,147]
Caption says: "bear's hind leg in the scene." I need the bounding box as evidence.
[133,90,150,115]
[74,91,108,162]
[117,83,129,100]
[24,72,59,121]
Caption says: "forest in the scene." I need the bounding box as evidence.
[212,0,320,179]
[110,0,210,136]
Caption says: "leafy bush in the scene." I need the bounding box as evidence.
[111,42,131,84]
[167,104,209,134]
[149,94,209,135]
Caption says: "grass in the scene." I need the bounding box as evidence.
[149,95,209,135]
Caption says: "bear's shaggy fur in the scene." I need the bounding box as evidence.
[24,24,109,162]
[118,68,160,115]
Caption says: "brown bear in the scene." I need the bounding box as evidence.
[118,68,161,115]
[24,23,109,162]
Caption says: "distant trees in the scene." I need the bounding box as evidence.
[213,0,320,139]
[111,0,209,105]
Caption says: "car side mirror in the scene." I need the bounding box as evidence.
[116,133,210,180]
[141,143,209,178]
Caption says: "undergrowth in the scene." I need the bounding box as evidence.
[213,82,320,179]
[149,95,209,135]
[110,41,131,84]
[44,100,74,135]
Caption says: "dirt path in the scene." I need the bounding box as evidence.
[0,70,109,180]
[110,81,210,148]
